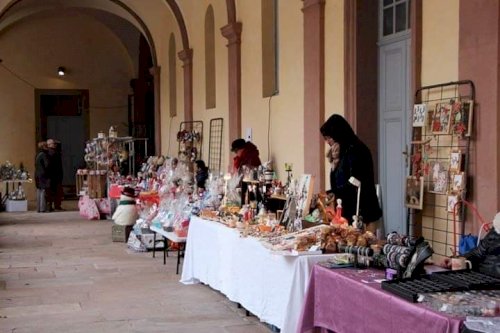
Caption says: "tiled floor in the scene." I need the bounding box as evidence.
[0,202,271,333]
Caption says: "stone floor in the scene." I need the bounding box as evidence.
[0,202,271,333]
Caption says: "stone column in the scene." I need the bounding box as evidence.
[459,0,500,226]
[302,0,325,191]
[149,66,161,154]
[178,48,193,123]
[221,22,242,144]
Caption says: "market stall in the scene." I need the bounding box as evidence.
[297,265,464,333]
[180,215,339,333]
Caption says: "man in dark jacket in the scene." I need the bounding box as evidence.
[47,139,64,211]
[35,141,51,212]
[320,114,382,231]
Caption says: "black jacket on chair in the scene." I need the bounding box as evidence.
[464,228,500,278]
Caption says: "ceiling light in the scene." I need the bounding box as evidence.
[57,66,66,76]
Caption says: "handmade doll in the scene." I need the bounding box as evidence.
[112,186,138,226]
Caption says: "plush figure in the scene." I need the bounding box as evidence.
[112,186,138,226]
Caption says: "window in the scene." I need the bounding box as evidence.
[205,5,216,109]
[381,0,410,37]
[169,33,177,117]
[262,0,278,97]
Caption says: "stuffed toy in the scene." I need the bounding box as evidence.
[112,186,138,226]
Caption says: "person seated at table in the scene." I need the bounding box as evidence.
[194,160,209,192]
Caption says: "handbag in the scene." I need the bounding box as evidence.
[453,199,486,256]
[459,234,478,256]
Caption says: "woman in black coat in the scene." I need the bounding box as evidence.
[320,114,382,230]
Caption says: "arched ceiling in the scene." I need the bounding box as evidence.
[0,0,157,66]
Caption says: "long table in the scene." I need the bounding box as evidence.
[180,216,336,333]
[150,225,187,274]
[297,265,464,333]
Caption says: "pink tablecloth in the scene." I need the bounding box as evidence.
[297,266,463,333]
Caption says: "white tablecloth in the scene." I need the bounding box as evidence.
[180,216,336,333]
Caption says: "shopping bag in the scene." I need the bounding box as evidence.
[458,234,478,256]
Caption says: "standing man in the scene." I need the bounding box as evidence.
[35,141,51,212]
[47,139,64,211]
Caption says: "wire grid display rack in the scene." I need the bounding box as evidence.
[177,121,203,164]
[408,80,475,258]
[208,118,223,174]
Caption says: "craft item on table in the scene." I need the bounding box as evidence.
[112,187,138,226]
[331,199,348,225]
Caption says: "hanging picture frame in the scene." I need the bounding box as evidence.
[451,100,474,137]
[447,194,460,213]
[431,102,452,135]
[405,176,424,210]
[412,104,427,127]
[450,150,462,173]
[451,172,466,193]
[428,160,449,193]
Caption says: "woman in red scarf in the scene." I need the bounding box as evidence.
[231,138,261,173]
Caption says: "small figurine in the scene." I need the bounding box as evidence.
[112,186,138,226]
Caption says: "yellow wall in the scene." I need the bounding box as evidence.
[0,13,134,207]
[420,0,459,261]
[421,0,459,85]
[324,0,344,190]
[121,0,182,159]
[176,0,229,173]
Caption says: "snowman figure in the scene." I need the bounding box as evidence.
[112,186,138,226]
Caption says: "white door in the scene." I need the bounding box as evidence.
[378,0,411,234]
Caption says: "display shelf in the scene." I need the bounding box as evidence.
[409,80,475,258]
[177,121,203,166]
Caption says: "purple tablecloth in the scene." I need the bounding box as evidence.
[297,265,464,333]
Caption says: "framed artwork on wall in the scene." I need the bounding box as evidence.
[447,194,460,213]
[412,104,427,127]
[431,102,452,134]
[451,100,474,137]
[450,150,462,173]
[405,176,424,210]
[451,172,466,193]
[428,160,449,193]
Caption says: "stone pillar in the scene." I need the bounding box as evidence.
[221,22,242,145]
[149,66,161,154]
[459,0,500,226]
[302,0,325,191]
[178,48,193,123]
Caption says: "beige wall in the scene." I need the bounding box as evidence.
[324,0,344,190]
[176,0,229,173]
[121,0,182,159]
[421,0,459,85]
[0,12,134,207]
[420,0,459,261]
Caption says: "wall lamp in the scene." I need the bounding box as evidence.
[57,66,66,76]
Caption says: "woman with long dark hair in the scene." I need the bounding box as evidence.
[320,114,382,231]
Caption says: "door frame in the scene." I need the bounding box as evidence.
[35,89,90,144]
